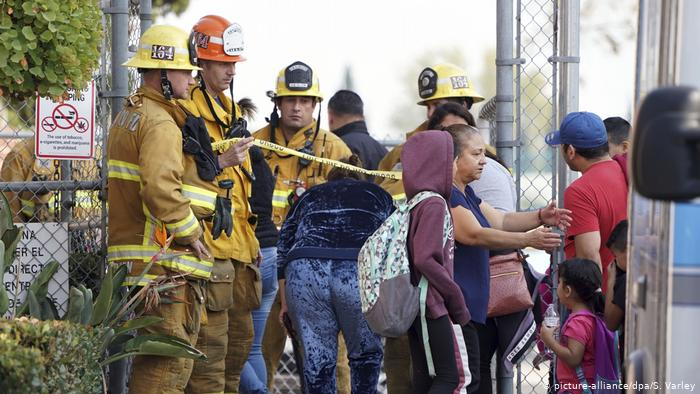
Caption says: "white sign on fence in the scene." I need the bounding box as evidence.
[2,223,70,318]
[35,80,96,160]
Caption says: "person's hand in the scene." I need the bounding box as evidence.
[532,351,552,370]
[188,239,211,260]
[278,302,290,336]
[526,227,562,251]
[218,137,254,168]
[540,324,557,347]
[539,200,572,230]
[254,250,263,267]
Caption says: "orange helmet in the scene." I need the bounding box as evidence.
[192,15,246,63]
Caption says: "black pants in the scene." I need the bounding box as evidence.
[408,315,467,394]
[474,311,528,394]
[462,322,481,394]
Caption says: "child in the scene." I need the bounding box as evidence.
[604,220,628,365]
[540,258,617,394]
[401,130,471,393]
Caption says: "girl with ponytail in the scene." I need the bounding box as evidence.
[540,258,611,393]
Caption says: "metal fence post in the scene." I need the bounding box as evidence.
[496,0,518,170]
[104,2,130,392]
[556,0,580,199]
[109,0,129,121]
[140,0,153,32]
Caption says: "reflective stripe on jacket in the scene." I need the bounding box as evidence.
[0,138,56,222]
[179,86,260,263]
[107,86,214,281]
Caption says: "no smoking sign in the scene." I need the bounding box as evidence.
[35,80,95,160]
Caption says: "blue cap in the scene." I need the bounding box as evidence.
[545,111,608,148]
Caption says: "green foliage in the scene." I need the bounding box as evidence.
[0,318,103,394]
[68,251,103,291]
[1,236,206,391]
[0,192,23,316]
[66,263,206,365]
[14,261,60,319]
[153,0,190,16]
[0,0,102,100]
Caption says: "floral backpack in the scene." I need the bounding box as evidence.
[357,191,451,375]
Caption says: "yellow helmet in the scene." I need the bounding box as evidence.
[272,61,323,101]
[416,63,484,105]
[123,25,201,71]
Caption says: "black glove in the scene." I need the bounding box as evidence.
[182,115,219,181]
[211,179,234,240]
[212,196,233,240]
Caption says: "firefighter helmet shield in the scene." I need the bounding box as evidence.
[416,63,484,105]
[123,25,201,70]
[192,15,245,63]
[273,61,323,101]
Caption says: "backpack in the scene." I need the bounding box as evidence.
[358,191,452,376]
[562,310,621,394]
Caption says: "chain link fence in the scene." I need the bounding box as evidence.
[0,36,108,319]
[481,1,564,393]
[513,0,559,393]
[0,0,573,390]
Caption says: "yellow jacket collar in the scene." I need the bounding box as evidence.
[184,86,242,123]
[139,86,188,127]
[272,120,319,147]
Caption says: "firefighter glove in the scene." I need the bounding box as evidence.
[212,179,234,240]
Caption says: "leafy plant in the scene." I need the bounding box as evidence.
[0,318,104,394]
[0,192,24,316]
[0,0,102,100]
[63,261,206,366]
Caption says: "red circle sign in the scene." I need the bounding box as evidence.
[52,103,78,130]
[41,117,57,132]
[75,117,89,133]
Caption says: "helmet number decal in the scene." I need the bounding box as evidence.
[450,76,469,89]
[194,32,209,49]
[151,45,175,61]
[418,67,437,99]
[223,23,244,56]
[285,61,313,91]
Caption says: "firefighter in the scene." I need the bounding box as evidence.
[377,63,484,201]
[178,15,260,394]
[107,24,218,393]
[253,61,352,392]
[0,139,103,223]
[376,63,483,394]
[0,139,56,222]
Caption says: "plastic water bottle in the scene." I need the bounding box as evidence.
[544,304,560,328]
[543,304,559,356]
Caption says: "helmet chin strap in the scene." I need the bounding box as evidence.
[160,69,173,100]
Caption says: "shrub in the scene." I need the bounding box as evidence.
[0,0,102,100]
[0,318,104,393]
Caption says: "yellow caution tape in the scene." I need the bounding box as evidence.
[212,137,402,180]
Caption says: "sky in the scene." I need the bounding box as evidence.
[161,0,637,140]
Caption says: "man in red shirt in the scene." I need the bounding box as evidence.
[545,112,628,287]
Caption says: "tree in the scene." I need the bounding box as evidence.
[153,0,191,16]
